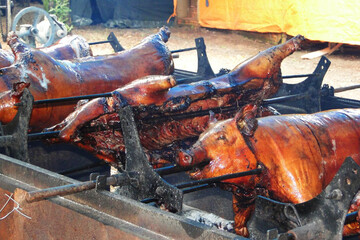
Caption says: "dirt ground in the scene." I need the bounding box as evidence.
[2,15,360,100]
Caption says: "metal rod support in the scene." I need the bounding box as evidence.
[89,40,111,45]
[141,183,212,203]
[143,168,262,203]
[26,180,96,203]
[175,168,262,189]
[263,93,307,105]
[334,84,360,93]
[182,183,213,194]
[171,47,197,54]
[282,74,316,79]
[25,174,123,203]
[33,93,112,105]
[155,163,208,176]
[28,131,60,140]
[345,211,358,225]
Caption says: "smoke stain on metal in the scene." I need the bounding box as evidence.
[117,105,183,212]
[0,88,33,162]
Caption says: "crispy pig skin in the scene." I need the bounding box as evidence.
[0,49,15,69]
[46,35,304,165]
[177,107,360,236]
[0,27,173,131]
[0,34,93,69]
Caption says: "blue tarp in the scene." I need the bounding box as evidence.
[70,0,173,28]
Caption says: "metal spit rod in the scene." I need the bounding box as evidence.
[141,168,262,203]
[334,84,360,93]
[25,168,261,203]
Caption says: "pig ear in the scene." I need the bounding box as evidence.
[235,104,258,137]
[208,110,218,126]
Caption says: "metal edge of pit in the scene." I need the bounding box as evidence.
[0,153,243,240]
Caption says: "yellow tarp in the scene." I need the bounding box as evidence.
[198,0,360,45]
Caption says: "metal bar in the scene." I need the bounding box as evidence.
[345,211,358,225]
[334,84,360,93]
[176,75,204,83]
[89,40,111,45]
[154,165,184,175]
[33,93,112,105]
[282,74,316,79]
[142,169,261,204]
[171,47,197,54]
[263,93,307,105]
[25,174,123,203]
[182,183,213,194]
[174,69,198,74]
[0,135,14,145]
[6,0,11,35]
[141,183,212,203]
[28,131,60,140]
[175,168,262,189]
[155,162,209,176]
[26,180,96,203]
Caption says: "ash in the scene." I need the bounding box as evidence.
[183,207,234,233]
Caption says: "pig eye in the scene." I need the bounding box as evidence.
[217,134,227,141]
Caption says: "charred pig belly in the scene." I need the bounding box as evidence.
[0,34,93,69]
[0,27,173,131]
[47,35,304,165]
[177,106,360,236]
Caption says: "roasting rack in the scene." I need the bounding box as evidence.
[88,32,124,53]
[1,37,360,239]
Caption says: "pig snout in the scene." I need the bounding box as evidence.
[177,146,208,167]
[178,150,193,166]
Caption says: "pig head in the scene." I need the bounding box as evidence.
[177,106,360,236]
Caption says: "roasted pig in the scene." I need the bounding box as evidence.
[177,105,360,236]
[0,34,93,69]
[0,27,174,131]
[47,35,304,167]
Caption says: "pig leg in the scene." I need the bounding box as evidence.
[46,97,120,141]
[47,75,177,142]
[232,195,254,237]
